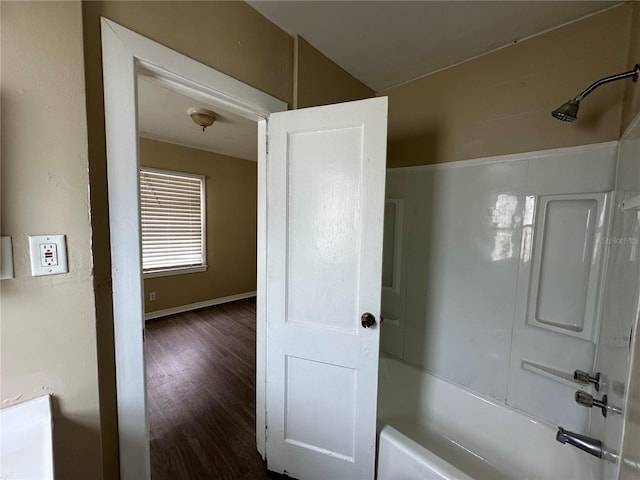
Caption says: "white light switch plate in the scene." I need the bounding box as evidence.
[28,235,68,276]
[1,236,14,280]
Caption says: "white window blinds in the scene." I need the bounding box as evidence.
[140,168,206,274]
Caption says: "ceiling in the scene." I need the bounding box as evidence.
[137,77,258,161]
[249,1,619,91]
[138,1,620,158]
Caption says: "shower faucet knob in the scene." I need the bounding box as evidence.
[575,390,594,407]
[575,391,608,417]
[573,369,601,391]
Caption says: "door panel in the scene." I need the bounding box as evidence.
[287,126,362,331]
[285,356,357,459]
[265,97,388,479]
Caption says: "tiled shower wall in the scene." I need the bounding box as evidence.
[382,141,618,433]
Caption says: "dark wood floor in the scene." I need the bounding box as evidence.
[145,298,285,480]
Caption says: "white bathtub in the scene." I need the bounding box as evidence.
[377,356,601,480]
[0,395,54,480]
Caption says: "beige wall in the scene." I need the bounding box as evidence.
[622,2,640,134]
[382,4,633,167]
[85,1,293,106]
[140,138,257,313]
[294,36,375,109]
[1,2,103,479]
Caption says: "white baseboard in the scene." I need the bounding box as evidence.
[145,291,256,320]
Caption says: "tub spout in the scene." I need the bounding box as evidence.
[556,427,618,463]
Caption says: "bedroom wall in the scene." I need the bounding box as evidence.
[140,138,258,314]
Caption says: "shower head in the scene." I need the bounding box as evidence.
[552,99,580,122]
[552,64,640,122]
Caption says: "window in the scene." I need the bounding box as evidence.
[140,167,206,278]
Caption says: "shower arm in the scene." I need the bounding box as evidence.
[574,64,640,101]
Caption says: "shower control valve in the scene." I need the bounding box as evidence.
[574,391,622,417]
[573,369,601,391]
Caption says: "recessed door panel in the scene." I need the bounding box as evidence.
[285,356,356,460]
[287,127,363,331]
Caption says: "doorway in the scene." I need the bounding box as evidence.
[101,17,287,478]
[135,74,270,477]
[103,18,388,480]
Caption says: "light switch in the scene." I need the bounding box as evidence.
[29,235,68,276]
[1,236,14,280]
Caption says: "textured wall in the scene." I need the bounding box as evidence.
[1,2,103,478]
[621,2,640,134]
[294,36,374,109]
[140,138,258,314]
[382,4,632,167]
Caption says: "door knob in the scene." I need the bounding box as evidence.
[361,312,376,328]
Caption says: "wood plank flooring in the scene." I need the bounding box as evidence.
[145,298,285,480]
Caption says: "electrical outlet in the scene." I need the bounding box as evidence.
[149,292,156,301]
[40,243,58,266]
[29,235,68,276]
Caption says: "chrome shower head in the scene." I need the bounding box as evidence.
[552,99,579,122]
[552,64,639,122]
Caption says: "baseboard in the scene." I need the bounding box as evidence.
[145,291,256,320]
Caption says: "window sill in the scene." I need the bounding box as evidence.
[143,265,207,279]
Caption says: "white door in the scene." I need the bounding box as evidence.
[265,97,388,479]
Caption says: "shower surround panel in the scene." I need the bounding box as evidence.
[382,141,618,431]
[591,120,640,480]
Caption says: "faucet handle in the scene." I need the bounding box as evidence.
[573,369,601,391]
[575,390,594,407]
[575,390,608,417]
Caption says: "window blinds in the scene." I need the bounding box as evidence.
[140,168,205,273]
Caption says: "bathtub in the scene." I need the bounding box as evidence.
[377,356,601,480]
[0,395,54,480]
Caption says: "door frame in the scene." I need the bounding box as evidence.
[101,18,287,479]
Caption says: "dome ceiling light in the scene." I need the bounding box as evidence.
[188,107,217,132]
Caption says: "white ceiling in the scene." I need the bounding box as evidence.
[249,1,619,91]
[137,77,258,161]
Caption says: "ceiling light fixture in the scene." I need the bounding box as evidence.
[188,107,217,132]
